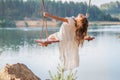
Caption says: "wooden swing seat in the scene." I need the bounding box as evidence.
[34,39,59,44]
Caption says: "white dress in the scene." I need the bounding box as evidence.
[53,17,79,70]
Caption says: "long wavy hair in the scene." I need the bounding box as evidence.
[74,15,88,47]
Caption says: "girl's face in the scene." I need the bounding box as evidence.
[76,14,86,21]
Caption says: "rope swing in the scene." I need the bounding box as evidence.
[40,0,48,40]
[34,0,59,46]
[35,0,92,46]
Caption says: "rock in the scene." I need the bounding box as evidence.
[0,63,41,80]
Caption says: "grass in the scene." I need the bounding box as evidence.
[48,64,77,80]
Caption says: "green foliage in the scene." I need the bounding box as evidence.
[0,0,119,28]
[0,18,16,28]
[49,64,77,80]
[101,1,120,14]
[100,1,120,20]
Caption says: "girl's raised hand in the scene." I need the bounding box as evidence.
[43,12,49,17]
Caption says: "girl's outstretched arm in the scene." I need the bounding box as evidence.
[43,12,68,22]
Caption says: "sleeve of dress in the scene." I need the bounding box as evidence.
[53,16,75,41]
[66,16,75,27]
[52,32,62,40]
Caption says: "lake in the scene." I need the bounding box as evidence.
[0,25,120,80]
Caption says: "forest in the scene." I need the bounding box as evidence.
[100,1,120,19]
[0,0,120,28]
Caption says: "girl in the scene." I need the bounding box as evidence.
[40,12,94,70]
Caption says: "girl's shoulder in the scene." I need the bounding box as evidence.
[65,16,75,25]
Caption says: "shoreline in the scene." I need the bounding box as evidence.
[89,21,120,25]
[15,20,120,27]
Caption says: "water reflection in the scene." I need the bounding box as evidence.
[79,32,120,80]
[0,27,58,50]
[0,25,120,80]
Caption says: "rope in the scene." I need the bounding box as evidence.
[88,0,91,9]
[86,0,91,17]
[40,0,48,40]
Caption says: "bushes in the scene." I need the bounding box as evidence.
[0,18,16,28]
[49,65,77,80]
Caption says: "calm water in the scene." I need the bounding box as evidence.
[0,25,120,80]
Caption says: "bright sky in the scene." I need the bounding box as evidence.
[55,0,119,6]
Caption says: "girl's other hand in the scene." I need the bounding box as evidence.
[84,36,95,41]
[43,12,48,17]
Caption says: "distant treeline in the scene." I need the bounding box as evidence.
[0,0,119,27]
[101,1,120,14]
[100,1,120,19]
